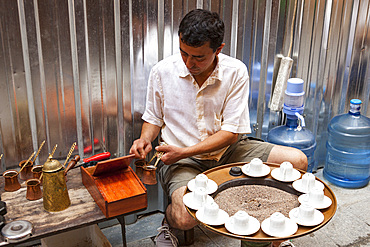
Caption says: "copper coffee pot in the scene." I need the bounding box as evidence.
[139,151,164,185]
[26,142,46,200]
[2,152,35,192]
[1,152,21,192]
[31,165,43,183]
[3,170,21,192]
[19,140,45,180]
[26,179,42,201]
[18,160,34,181]
[134,160,145,179]
[18,151,36,181]
[141,166,158,185]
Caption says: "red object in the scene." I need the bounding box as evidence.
[83,152,111,163]
[75,138,100,153]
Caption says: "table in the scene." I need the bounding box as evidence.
[0,167,146,246]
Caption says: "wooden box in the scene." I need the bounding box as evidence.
[81,156,147,218]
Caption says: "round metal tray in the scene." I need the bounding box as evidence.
[185,162,337,242]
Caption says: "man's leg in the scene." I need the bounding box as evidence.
[156,158,211,246]
[267,145,308,171]
[222,136,308,171]
[165,186,198,230]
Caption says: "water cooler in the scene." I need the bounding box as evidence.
[323,99,370,188]
[267,78,316,172]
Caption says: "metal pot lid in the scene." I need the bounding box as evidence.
[42,156,63,173]
[1,220,33,240]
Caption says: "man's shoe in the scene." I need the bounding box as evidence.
[154,220,179,247]
[279,240,296,247]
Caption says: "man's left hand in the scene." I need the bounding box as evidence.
[155,145,186,165]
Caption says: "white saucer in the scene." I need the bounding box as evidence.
[196,207,229,226]
[292,179,324,193]
[298,194,332,209]
[289,207,324,226]
[241,163,270,177]
[183,192,214,210]
[271,167,301,182]
[225,215,260,236]
[187,178,218,194]
[261,215,298,237]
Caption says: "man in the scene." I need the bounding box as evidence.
[130,9,307,247]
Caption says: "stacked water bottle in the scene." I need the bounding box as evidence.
[324,99,370,188]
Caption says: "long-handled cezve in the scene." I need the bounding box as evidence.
[18,151,36,175]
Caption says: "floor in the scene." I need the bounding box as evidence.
[100,168,370,247]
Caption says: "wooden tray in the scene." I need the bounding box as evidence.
[185,162,337,242]
[81,156,147,218]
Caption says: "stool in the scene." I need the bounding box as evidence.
[183,228,194,245]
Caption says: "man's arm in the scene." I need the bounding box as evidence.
[129,121,161,160]
[156,130,238,165]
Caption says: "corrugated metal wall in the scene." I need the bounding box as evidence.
[0,0,369,212]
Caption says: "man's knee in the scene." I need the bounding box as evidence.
[293,149,308,171]
[166,186,198,230]
[267,145,308,171]
[170,211,196,230]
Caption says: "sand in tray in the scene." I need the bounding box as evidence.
[214,185,299,222]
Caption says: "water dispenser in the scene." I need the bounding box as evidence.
[267,78,316,172]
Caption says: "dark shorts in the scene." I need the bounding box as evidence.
[157,136,274,196]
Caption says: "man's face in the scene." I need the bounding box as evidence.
[179,37,224,77]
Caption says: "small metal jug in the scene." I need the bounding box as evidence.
[26,179,42,201]
[42,156,71,212]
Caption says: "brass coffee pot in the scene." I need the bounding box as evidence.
[42,155,71,212]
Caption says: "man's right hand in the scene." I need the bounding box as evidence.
[130,121,161,160]
[129,138,153,160]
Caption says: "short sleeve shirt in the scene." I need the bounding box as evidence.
[142,53,251,160]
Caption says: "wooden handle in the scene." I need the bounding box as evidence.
[32,140,45,163]
[64,155,80,175]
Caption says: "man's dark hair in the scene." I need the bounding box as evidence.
[178,9,225,52]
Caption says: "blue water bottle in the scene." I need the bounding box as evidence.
[323,99,370,188]
[267,78,316,172]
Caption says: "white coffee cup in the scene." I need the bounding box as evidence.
[269,212,286,233]
[193,187,207,207]
[194,174,208,189]
[308,187,325,204]
[301,173,316,192]
[280,162,293,179]
[203,202,219,219]
[295,203,315,222]
[248,158,263,174]
[232,211,250,231]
